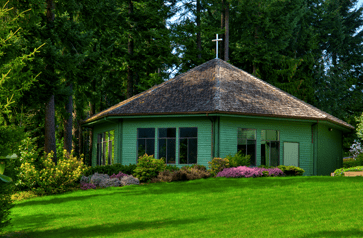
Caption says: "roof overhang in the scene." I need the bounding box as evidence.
[81,111,354,133]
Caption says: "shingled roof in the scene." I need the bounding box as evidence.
[84,58,354,130]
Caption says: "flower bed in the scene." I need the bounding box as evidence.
[216,166,284,178]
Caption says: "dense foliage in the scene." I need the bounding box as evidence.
[133,154,167,182]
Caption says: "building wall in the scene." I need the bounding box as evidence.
[219,116,314,175]
[317,123,343,175]
[92,121,120,166]
[121,116,212,168]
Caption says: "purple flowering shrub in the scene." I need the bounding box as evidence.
[110,171,129,180]
[216,166,284,178]
[80,182,97,190]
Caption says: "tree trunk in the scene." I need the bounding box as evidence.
[224,1,229,61]
[63,84,73,156]
[45,0,56,163]
[197,0,202,59]
[220,0,225,60]
[45,94,57,164]
[127,0,134,99]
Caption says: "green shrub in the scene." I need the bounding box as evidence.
[277,165,305,176]
[343,154,363,168]
[164,165,180,172]
[0,180,14,232]
[83,163,137,177]
[133,154,166,182]
[152,167,211,183]
[11,190,38,202]
[333,166,363,176]
[17,150,87,195]
[225,151,251,167]
[191,164,207,171]
[208,157,230,177]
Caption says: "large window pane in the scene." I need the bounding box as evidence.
[261,130,279,141]
[138,139,146,158]
[238,128,256,140]
[180,128,197,138]
[189,138,197,164]
[138,128,155,138]
[179,138,188,164]
[158,139,167,159]
[146,139,155,156]
[159,128,176,138]
[167,139,176,164]
[247,140,256,166]
[261,141,266,166]
[270,141,279,166]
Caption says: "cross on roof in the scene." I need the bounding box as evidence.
[212,34,223,59]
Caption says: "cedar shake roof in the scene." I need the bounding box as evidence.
[84,58,354,130]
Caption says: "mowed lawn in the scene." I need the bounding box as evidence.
[2,176,363,238]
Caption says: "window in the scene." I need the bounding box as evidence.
[179,127,197,164]
[238,129,256,166]
[261,130,280,166]
[137,128,155,160]
[96,130,115,166]
[158,128,176,164]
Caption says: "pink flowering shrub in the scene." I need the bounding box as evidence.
[80,183,97,190]
[110,171,129,180]
[216,166,284,178]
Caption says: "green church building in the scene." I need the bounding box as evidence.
[82,59,354,175]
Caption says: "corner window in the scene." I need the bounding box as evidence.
[137,128,155,160]
[179,127,197,164]
[238,128,256,166]
[261,130,280,166]
[97,130,115,166]
[158,128,176,164]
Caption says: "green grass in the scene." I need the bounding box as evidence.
[2,176,363,238]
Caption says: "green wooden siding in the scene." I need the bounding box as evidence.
[121,117,212,168]
[219,116,314,175]
[90,114,347,176]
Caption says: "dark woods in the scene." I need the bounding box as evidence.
[1,0,363,165]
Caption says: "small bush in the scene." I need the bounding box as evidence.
[0,173,15,232]
[208,157,230,177]
[83,163,137,177]
[277,165,305,176]
[17,150,88,195]
[133,154,166,182]
[152,167,211,183]
[11,190,38,202]
[80,183,97,190]
[164,165,180,172]
[191,164,207,171]
[333,166,363,176]
[343,154,363,168]
[226,151,251,167]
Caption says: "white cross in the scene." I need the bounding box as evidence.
[212,34,223,59]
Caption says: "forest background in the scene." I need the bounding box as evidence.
[1,0,363,166]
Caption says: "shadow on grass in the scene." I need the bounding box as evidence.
[13,176,363,208]
[1,217,208,238]
[0,212,75,238]
[299,228,363,237]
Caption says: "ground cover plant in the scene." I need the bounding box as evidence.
[2,176,363,238]
[333,166,363,176]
